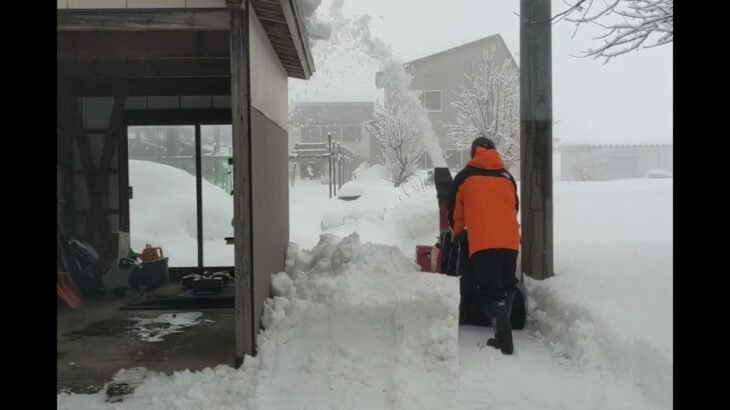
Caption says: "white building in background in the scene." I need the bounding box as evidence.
[290,101,377,163]
[558,142,673,181]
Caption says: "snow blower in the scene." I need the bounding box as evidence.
[416,167,526,329]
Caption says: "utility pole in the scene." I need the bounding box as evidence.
[520,0,554,280]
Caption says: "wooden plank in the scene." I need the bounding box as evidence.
[252,0,312,78]
[72,209,120,215]
[228,0,255,365]
[259,19,296,38]
[57,9,230,31]
[59,58,231,79]
[251,0,282,13]
[254,8,287,23]
[58,31,229,61]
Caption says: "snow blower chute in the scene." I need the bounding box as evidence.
[416,167,526,329]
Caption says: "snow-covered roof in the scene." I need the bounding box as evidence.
[404,33,515,68]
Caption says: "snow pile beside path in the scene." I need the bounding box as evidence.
[526,245,673,409]
[386,189,440,254]
[256,233,461,409]
[57,361,261,410]
[354,163,388,182]
[290,163,439,253]
[336,180,364,198]
[320,195,388,231]
[525,179,673,408]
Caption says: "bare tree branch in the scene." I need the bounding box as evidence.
[560,0,673,63]
[363,104,425,187]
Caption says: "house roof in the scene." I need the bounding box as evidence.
[252,0,316,79]
[404,33,516,68]
[375,33,516,88]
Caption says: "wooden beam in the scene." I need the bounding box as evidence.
[124,109,232,126]
[67,77,231,97]
[85,96,123,242]
[57,9,230,31]
[228,0,255,366]
[59,59,231,79]
[58,31,229,61]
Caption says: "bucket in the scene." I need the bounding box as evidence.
[140,257,169,289]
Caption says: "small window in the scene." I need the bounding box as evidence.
[212,95,231,108]
[301,126,322,143]
[148,96,180,109]
[124,97,147,110]
[342,125,362,142]
[181,96,212,109]
[420,90,442,112]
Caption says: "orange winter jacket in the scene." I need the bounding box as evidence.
[447,146,520,255]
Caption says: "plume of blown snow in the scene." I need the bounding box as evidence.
[299,0,447,167]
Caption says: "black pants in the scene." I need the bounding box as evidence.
[470,249,519,306]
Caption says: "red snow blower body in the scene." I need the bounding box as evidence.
[416,167,526,329]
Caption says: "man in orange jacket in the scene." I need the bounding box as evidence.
[448,137,520,354]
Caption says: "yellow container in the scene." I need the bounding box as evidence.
[141,244,163,262]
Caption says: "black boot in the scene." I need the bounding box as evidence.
[486,300,513,355]
[505,290,516,320]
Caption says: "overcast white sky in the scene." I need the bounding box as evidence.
[289,0,673,145]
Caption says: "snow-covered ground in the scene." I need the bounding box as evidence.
[59,164,672,409]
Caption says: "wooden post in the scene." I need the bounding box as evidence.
[195,124,203,269]
[520,0,554,280]
[228,0,254,367]
[338,143,343,189]
[328,132,333,198]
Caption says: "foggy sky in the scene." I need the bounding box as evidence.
[289,0,673,146]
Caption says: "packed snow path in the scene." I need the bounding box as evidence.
[456,327,663,410]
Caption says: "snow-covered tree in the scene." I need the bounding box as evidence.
[363,104,425,187]
[443,53,519,170]
[573,156,607,181]
[553,0,673,63]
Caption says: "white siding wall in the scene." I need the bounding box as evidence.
[249,7,289,131]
